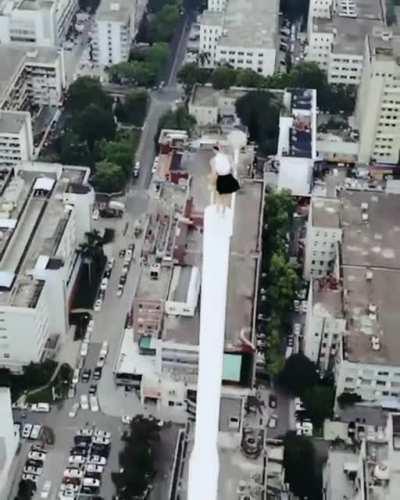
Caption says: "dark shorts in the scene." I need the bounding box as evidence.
[216,174,240,195]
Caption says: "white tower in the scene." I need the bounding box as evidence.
[188,130,246,500]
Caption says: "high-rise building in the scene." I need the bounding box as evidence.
[356,32,400,164]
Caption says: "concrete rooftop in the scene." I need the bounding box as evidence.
[312,197,340,228]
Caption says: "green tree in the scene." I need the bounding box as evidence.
[283,432,320,499]
[337,391,362,407]
[149,4,180,42]
[279,353,318,396]
[235,68,265,88]
[235,90,281,155]
[265,328,285,377]
[303,384,335,428]
[59,130,92,166]
[94,161,126,193]
[72,104,116,150]
[113,416,161,498]
[147,42,170,70]
[65,76,112,113]
[177,63,211,94]
[100,139,132,173]
[157,107,196,138]
[211,66,237,90]
[77,230,104,284]
[115,90,149,126]
[108,61,157,86]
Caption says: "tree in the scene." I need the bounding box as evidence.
[302,383,335,428]
[147,42,170,70]
[211,66,237,90]
[157,107,196,139]
[72,104,116,150]
[78,230,104,284]
[78,0,100,13]
[113,416,161,499]
[177,63,211,94]
[283,432,320,499]
[16,479,36,500]
[236,90,281,155]
[149,4,180,42]
[99,139,132,173]
[265,328,285,377]
[59,130,92,166]
[115,90,149,126]
[108,61,157,87]
[265,253,298,316]
[94,161,126,193]
[337,391,362,408]
[65,76,112,113]
[235,68,265,88]
[280,0,309,21]
[278,353,318,396]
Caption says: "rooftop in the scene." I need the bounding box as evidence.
[311,197,341,228]
[136,262,172,302]
[312,279,343,318]
[340,191,400,268]
[163,313,200,345]
[217,0,279,49]
[96,0,134,23]
[0,110,30,135]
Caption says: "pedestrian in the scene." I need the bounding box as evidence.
[209,145,240,212]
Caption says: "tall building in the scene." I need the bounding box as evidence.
[0,161,94,372]
[199,0,279,76]
[0,388,19,498]
[356,32,400,164]
[92,0,136,67]
[0,0,78,46]
[0,111,34,166]
[306,0,385,85]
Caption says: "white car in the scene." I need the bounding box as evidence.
[77,428,93,437]
[92,436,110,446]
[68,455,86,466]
[89,395,99,412]
[96,357,105,368]
[100,341,108,357]
[86,464,104,474]
[28,451,46,461]
[31,402,50,413]
[68,402,79,418]
[80,342,88,357]
[117,285,123,297]
[40,480,51,499]
[83,477,100,488]
[72,368,80,385]
[87,319,94,332]
[92,209,99,220]
[22,473,38,483]
[100,277,108,291]
[122,415,132,424]
[94,299,102,312]
[268,415,278,429]
[24,465,43,475]
[87,455,106,465]
[64,468,83,479]
[80,394,89,411]
[22,424,33,438]
[94,430,111,439]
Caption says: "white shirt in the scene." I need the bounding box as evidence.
[210,151,231,176]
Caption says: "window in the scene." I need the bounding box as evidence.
[168,401,175,407]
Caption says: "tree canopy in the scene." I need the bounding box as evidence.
[65,76,112,113]
[157,107,196,139]
[71,103,116,150]
[211,66,237,90]
[149,3,181,42]
[235,90,281,155]
[279,353,319,396]
[94,161,126,193]
[115,90,149,126]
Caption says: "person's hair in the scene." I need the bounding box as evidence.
[213,145,219,152]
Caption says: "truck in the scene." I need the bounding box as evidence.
[107,200,125,217]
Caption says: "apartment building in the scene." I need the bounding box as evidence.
[304,197,341,279]
[356,33,400,164]
[0,111,33,166]
[323,413,400,500]
[0,45,65,110]
[207,0,226,11]
[0,162,94,372]
[306,0,385,85]
[0,388,19,498]
[92,0,136,67]
[199,0,279,76]
[0,0,77,46]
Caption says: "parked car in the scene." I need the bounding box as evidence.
[23,465,43,475]
[80,342,89,357]
[94,430,111,439]
[68,402,79,418]
[100,341,108,357]
[268,415,278,429]
[64,468,83,479]
[29,424,42,440]
[82,368,91,382]
[93,367,102,380]
[80,394,89,410]
[72,368,80,385]
[92,436,110,446]
[90,395,99,412]
[89,384,97,395]
[86,464,104,474]
[100,277,108,291]
[28,451,46,461]
[268,394,277,409]
[94,299,102,312]
[77,428,93,437]
[87,455,107,465]
[31,403,50,413]
[68,455,86,466]
[22,473,38,483]
[83,477,101,488]
[22,424,32,439]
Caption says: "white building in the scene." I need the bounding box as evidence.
[323,413,400,500]
[0,111,33,166]
[165,266,200,317]
[199,0,279,76]
[0,0,77,46]
[0,388,18,498]
[0,45,66,111]
[207,0,226,11]
[306,0,385,85]
[356,33,400,164]
[276,88,317,196]
[93,0,136,67]
[304,197,341,279]
[0,161,94,372]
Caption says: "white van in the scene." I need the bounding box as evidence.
[31,403,50,413]
[30,424,42,440]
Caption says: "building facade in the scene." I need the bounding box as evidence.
[0,111,34,166]
[0,388,19,498]
[356,33,400,164]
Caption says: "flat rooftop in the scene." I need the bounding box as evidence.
[218,0,279,49]
[136,262,172,301]
[342,266,400,365]
[0,110,29,134]
[163,313,200,345]
[312,197,340,228]
[313,0,385,54]
[312,281,343,318]
[96,0,133,23]
[190,85,248,108]
[341,191,400,268]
